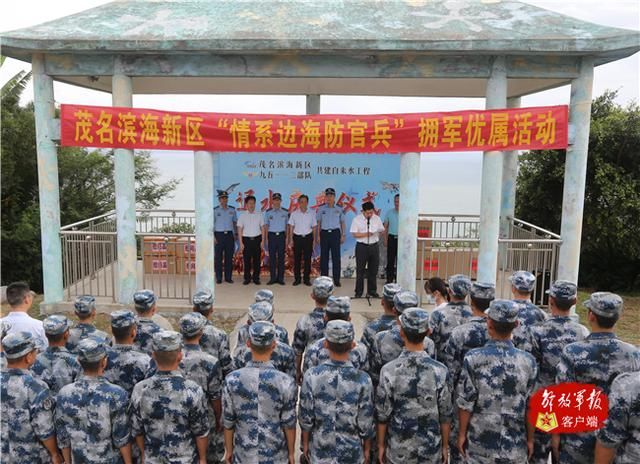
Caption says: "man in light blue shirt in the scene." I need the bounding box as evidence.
[383,194,400,284]
[214,190,237,284]
[263,193,289,285]
[316,188,346,287]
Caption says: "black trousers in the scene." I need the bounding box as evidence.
[214,231,235,281]
[320,229,341,283]
[293,234,313,282]
[355,242,379,296]
[268,232,286,282]
[386,234,398,282]
[242,236,262,282]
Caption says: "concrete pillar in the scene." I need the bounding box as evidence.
[32,54,64,303]
[112,64,138,304]
[478,56,507,284]
[558,57,594,285]
[194,151,215,294]
[397,152,420,291]
[498,96,521,269]
[306,94,321,114]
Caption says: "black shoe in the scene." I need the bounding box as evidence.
[278,280,286,285]
[216,279,222,284]
[367,292,380,298]
[225,279,234,284]
[253,280,261,285]
[267,280,277,285]
[293,280,301,286]
[354,294,362,299]
[334,281,342,287]
[304,281,312,287]
[243,280,251,285]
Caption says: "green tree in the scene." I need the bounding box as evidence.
[1,58,180,291]
[516,90,640,290]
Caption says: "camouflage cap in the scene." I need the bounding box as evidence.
[133,289,157,312]
[179,313,207,337]
[470,282,496,300]
[326,296,351,315]
[111,310,137,329]
[77,337,108,363]
[325,320,354,344]
[152,330,183,352]
[192,290,213,311]
[584,292,623,318]
[486,299,519,323]
[448,274,472,298]
[312,276,334,299]
[2,331,36,359]
[382,283,402,302]
[43,315,73,335]
[546,280,578,301]
[509,271,536,293]
[393,290,419,314]
[249,321,276,347]
[399,307,430,334]
[255,289,274,304]
[74,295,96,316]
[248,301,274,322]
[1,320,11,339]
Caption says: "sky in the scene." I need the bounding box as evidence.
[1,0,639,218]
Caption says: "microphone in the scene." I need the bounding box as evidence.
[366,217,370,244]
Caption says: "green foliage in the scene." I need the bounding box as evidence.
[516,90,640,290]
[153,222,195,234]
[1,63,180,291]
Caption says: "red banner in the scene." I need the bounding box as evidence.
[528,383,609,434]
[60,104,568,154]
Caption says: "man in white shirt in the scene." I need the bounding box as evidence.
[287,194,317,286]
[1,281,48,351]
[350,202,385,298]
[238,195,265,285]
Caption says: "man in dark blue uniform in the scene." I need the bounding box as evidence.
[316,188,346,287]
[214,190,237,284]
[263,192,289,285]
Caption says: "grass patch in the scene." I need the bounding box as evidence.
[576,290,640,346]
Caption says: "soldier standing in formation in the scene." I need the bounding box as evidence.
[66,294,111,353]
[235,291,289,346]
[316,187,346,287]
[132,289,162,355]
[299,320,375,463]
[192,290,233,378]
[214,189,237,284]
[554,292,640,463]
[376,307,452,464]
[223,321,298,464]
[263,192,289,285]
[361,283,402,359]
[55,338,131,463]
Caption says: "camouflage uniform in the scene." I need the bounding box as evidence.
[223,321,298,463]
[457,300,538,464]
[299,320,375,463]
[236,301,290,349]
[233,340,296,379]
[596,371,640,463]
[303,336,369,373]
[360,283,401,354]
[236,323,289,347]
[31,315,82,395]
[429,275,473,362]
[130,331,210,464]
[376,308,452,464]
[1,332,57,463]
[132,290,163,355]
[192,290,233,377]
[556,293,640,464]
[66,295,112,353]
[509,271,547,326]
[55,338,131,463]
[292,277,334,358]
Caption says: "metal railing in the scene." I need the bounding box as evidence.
[417,216,561,307]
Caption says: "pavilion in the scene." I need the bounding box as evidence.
[1,0,639,309]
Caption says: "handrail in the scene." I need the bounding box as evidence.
[418,214,480,220]
[60,210,116,231]
[512,217,561,239]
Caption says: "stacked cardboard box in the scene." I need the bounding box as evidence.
[143,238,177,274]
